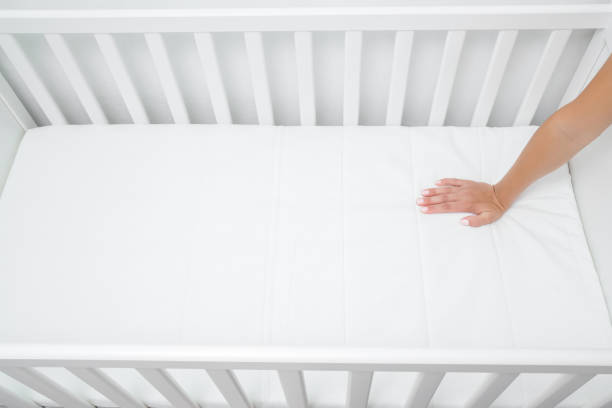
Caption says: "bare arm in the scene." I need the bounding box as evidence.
[417,54,612,227]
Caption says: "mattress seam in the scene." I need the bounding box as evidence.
[483,129,516,348]
[341,129,348,346]
[408,129,432,347]
[261,129,283,403]
[263,131,282,345]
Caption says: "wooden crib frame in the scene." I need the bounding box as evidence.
[1,4,612,408]
[1,5,611,129]
[1,346,612,408]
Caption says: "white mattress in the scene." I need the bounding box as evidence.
[1,125,611,407]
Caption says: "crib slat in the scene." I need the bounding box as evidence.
[582,43,610,89]
[466,373,518,408]
[0,383,39,408]
[68,368,144,408]
[44,34,107,125]
[145,33,189,124]
[95,34,149,124]
[244,32,274,125]
[1,367,91,408]
[514,29,571,126]
[593,396,612,408]
[528,374,594,408]
[346,371,373,408]
[207,370,251,408]
[386,31,413,126]
[404,372,445,408]
[137,369,198,408]
[471,30,518,127]
[428,30,465,126]
[0,70,36,129]
[343,31,362,126]
[559,29,605,108]
[194,32,232,124]
[294,31,316,126]
[0,34,66,125]
[278,370,307,408]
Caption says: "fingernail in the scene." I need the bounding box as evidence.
[416,198,424,205]
[461,219,469,226]
[435,180,442,185]
[421,207,429,213]
[422,189,430,195]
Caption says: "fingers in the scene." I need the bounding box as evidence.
[420,202,467,214]
[416,193,457,206]
[435,178,467,187]
[422,178,469,196]
[461,213,494,227]
[421,187,455,197]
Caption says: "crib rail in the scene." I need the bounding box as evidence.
[1,346,612,408]
[0,5,611,129]
[2,346,612,371]
[0,6,611,33]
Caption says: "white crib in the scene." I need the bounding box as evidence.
[1,4,612,408]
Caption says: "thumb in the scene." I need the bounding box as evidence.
[461,213,494,228]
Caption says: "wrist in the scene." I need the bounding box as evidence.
[492,180,518,211]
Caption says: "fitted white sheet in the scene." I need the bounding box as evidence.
[0,125,611,407]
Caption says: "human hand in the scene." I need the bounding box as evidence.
[416,178,507,227]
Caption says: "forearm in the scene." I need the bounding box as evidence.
[494,105,592,208]
[495,55,612,209]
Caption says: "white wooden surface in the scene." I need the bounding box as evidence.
[95,34,149,124]
[583,39,610,86]
[245,31,274,125]
[145,33,189,124]
[294,31,316,126]
[1,368,90,408]
[45,34,108,124]
[560,28,606,107]
[0,70,35,129]
[137,369,198,408]
[428,30,466,126]
[471,30,517,127]
[346,371,373,408]
[466,373,518,408]
[528,374,595,408]
[193,32,232,124]
[343,31,362,126]
[386,31,413,126]
[0,384,39,408]
[404,372,445,408]
[68,368,145,408]
[0,5,610,32]
[0,8,606,127]
[207,370,251,408]
[0,347,610,408]
[0,34,66,125]
[0,84,24,196]
[2,346,612,372]
[514,29,571,126]
[278,370,308,408]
